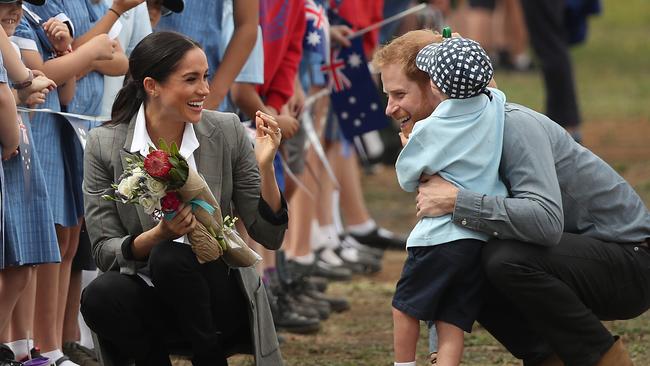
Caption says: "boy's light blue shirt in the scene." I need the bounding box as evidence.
[396,88,508,247]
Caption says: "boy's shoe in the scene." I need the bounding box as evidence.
[429,352,437,365]
[62,342,99,366]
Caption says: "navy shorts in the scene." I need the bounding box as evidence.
[392,239,484,332]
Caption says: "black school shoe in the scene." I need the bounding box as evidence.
[348,227,406,251]
[0,345,22,366]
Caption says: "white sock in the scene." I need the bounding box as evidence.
[6,339,33,359]
[42,349,80,366]
[318,247,344,266]
[394,362,416,366]
[347,219,376,236]
[309,220,323,251]
[290,252,315,265]
[318,224,340,249]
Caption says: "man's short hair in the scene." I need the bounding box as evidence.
[372,29,443,86]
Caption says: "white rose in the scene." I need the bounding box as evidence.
[117,175,140,200]
[146,178,167,199]
[139,195,160,215]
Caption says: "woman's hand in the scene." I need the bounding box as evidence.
[254,111,281,169]
[156,204,197,240]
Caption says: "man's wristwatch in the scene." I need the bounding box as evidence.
[12,69,34,90]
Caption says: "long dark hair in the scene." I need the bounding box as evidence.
[109,31,202,125]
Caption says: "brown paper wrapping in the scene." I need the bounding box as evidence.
[188,221,223,263]
[178,169,260,267]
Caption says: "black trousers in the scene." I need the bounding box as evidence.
[520,0,581,128]
[80,242,251,366]
[479,233,650,366]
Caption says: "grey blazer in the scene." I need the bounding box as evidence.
[83,110,286,366]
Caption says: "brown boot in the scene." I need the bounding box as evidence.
[595,336,634,366]
[539,353,564,366]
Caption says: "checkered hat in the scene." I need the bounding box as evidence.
[415,37,493,99]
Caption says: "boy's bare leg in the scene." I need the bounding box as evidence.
[393,307,419,363]
[435,320,464,366]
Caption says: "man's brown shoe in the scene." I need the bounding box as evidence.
[595,336,634,366]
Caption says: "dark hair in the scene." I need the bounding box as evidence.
[109,31,202,125]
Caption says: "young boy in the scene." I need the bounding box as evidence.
[392,37,508,366]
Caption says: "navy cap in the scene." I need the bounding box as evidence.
[415,37,493,99]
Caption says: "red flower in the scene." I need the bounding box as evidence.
[144,150,172,178]
[161,191,182,212]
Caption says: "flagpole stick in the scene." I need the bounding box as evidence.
[301,106,340,189]
[348,3,427,40]
[303,87,331,109]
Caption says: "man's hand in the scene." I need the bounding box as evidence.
[415,174,459,220]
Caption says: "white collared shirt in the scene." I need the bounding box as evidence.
[129,104,200,245]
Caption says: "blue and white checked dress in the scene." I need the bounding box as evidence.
[32,0,106,117]
[15,8,84,227]
[0,56,60,269]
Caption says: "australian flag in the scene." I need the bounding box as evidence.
[322,37,388,140]
[303,0,329,62]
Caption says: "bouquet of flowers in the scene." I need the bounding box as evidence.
[103,140,261,267]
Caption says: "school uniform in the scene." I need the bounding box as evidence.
[0,48,59,269]
[15,10,84,228]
